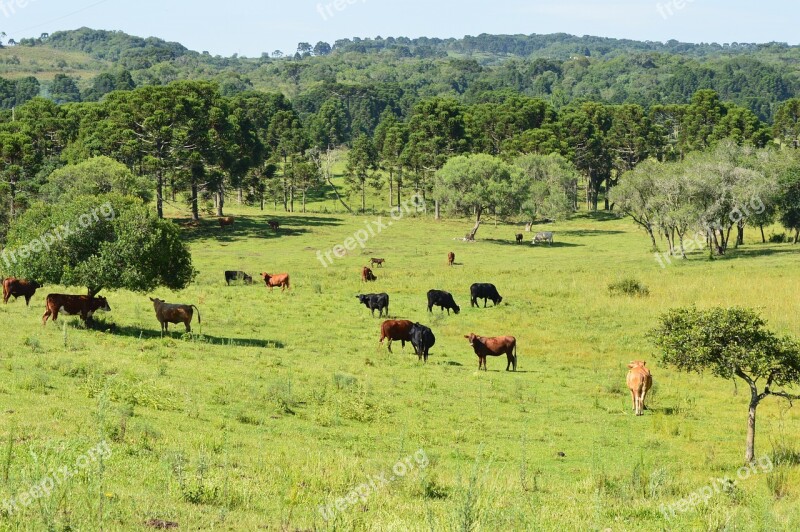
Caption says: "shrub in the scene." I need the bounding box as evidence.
[608,278,650,297]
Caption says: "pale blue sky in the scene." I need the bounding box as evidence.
[1,0,796,57]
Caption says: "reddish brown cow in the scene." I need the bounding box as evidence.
[370,258,385,268]
[379,320,414,353]
[464,333,517,371]
[362,266,377,282]
[261,272,290,291]
[219,216,235,228]
[42,294,111,325]
[447,252,455,266]
[150,297,201,334]
[3,277,42,305]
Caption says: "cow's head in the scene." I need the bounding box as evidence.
[31,281,42,289]
[453,304,461,314]
[356,294,367,304]
[94,296,111,312]
[260,272,271,282]
[149,297,164,308]
[464,333,478,346]
[244,274,253,284]
[495,295,503,305]
[627,361,647,369]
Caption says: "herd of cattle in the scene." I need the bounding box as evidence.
[2,224,653,414]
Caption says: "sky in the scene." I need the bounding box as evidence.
[0,0,797,57]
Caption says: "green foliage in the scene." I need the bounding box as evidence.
[608,278,649,297]
[40,156,151,203]
[3,193,195,294]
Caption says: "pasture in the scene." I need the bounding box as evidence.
[1,205,799,531]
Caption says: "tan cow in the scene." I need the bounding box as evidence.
[150,297,200,334]
[447,252,455,266]
[261,272,290,291]
[626,361,653,416]
[219,216,235,228]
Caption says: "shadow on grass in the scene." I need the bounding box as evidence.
[718,246,800,260]
[174,214,343,243]
[557,229,626,237]
[483,238,583,248]
[108,324,284,348]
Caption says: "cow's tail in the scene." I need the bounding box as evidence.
[192,305,201,324]
[514,341,518,370]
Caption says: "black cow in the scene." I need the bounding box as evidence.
[426,289,460,315]
[410,323,436,362]
[356,293,389,317]
[225,270,253,285]
[470,283,503,307]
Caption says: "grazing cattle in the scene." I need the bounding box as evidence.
[370,258,385,268]
[224,270,253,285]
[533,231,554,245]
[470,283,503,308]
[362,266,377,282]
[379,319,414,353]
[515,233,523,244]
[626,361,653,416]
[409,323,436,362]
[3,278,42,305]
[42,294,111,325]
[464,333,517,371]
[447,252,455,266]
[261,272,290,291]
[268,220,280,231]
[219,216,235,228]
[150,297,200,334]
[356,293,389,317]
[426,289,460,315]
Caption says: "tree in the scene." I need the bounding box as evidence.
[778,163,800,243]
[433,154,524,240]
[40,156,152,204]
[514,153,577,225]
[49,74,81,104]
[0,131,35,222]
[773,99,800,149]
[609,159,663,251]
[313,41,332,56]
[3,194,195,298]
[345,134,378,212]
[650,307,800,463]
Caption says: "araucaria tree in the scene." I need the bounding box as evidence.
[650,307,800,463]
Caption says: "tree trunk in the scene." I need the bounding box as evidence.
[156,172,164,219]
[302,188,306,213]
[389,168,394,207]
[216,190,224,217]
[237,187,243,204]
[647,227,658,251]
[326,176,352,214]
[746,399,757,464]
[9,176,16,220]
[191,182,199,222]
[794,229,799,244]
[466,208,483,240]
[361,180,366,213]
[435,200,440,220]
[760,225,765,244]
[290,183,294,213]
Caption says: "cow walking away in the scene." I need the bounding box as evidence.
[379,320,414,353]
[470,283,503,308]
[626,361,653,416]
[219,216,235,228]
[464,333,517,371]
[224,271,253,285]
[370,258,385,268]
[427,289,460,315]
[362,266,377,282]
[533,232,554,245]
[447,252,455,266]
[42,294,111,325]
[150,297,200,335]
[410,323,435,362]
[3,278,42,305]
[261,272,290,291]
[356,293,389,317]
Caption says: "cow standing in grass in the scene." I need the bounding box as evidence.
[150,297,200,334]
[464,333,517,371]
[626,361,652,416]
[219,216,235,228]
[3,278,42,305]
[362,266,377,282]
[447,252,455,266]
[42,294,111,325]
[261,272,290,291]
[380,320,414,353]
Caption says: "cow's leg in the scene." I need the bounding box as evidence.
[25,295,31,306]
[386,339,393,353]
[629,389,636,412]
[484,299,487,308]
[185,320,191,333]
[401,340,405,350]
[42,308,52,326]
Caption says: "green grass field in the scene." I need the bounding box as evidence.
[1,197,799,531]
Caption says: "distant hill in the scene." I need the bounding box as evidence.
[0,28,798,120]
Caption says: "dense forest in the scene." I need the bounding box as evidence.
[0,28,799,247]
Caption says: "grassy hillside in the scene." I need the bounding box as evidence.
[0,46,106,82]
[0,203,798,530]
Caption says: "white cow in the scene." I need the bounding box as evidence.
[533,231,554,245]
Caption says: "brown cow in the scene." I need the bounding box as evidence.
[261,272,290,291]
[3,277,42,305]
[515,233,523,244]
[219,216,235,228]
[42,294,111,325]
[464,333,517,371]
[150,297,200,334]
[268,220,280,231]
[362,266,377,282]
[370,258,385,268]
[447,252,455,266]
[626,361,653,416]
[379,319,414,353]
